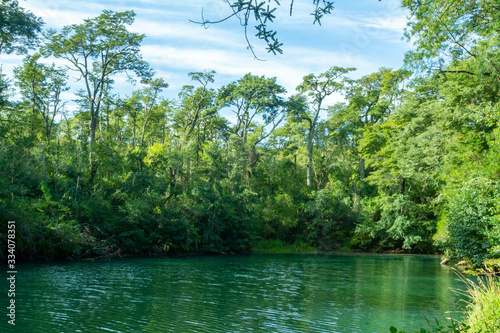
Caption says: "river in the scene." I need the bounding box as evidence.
[2,253,467,332]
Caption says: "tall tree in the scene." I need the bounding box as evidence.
[42,10,152,182]
[178,70,217,139]
[137,78,169,145]
[0,69,8,109]
[296,66,355,187]
[328,67,409,181]
[218,73,287,146]
[14,53,68,143]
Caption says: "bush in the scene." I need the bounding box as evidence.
[444,182,500,268]
[355,194,436,252]
[304,180,357,250]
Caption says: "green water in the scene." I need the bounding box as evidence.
[2,253,467,332]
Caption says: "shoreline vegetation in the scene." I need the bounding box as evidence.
[251,239,318,253]
[1,2,499,272]
[1,1,499,272]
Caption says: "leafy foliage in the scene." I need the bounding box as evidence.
[444,182,500,268]
[304,180,357,250]
[0,0,43,54]
[1,2,500,270]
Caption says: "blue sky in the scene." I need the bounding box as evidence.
[2,0,412,114]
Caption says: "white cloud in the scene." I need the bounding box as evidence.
[0,54,23,75]
[22,4,99,28]
[140,43,378,102]
[131,21,244,49]
[363,15,407,34]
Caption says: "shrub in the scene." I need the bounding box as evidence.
[355,194,436,252]
[304,180,356,250]
[444,182,500,268]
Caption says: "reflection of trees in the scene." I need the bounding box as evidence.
[15,255,465,332]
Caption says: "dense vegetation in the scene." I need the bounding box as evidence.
[0,0,499,273]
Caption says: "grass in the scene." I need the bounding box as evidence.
[461,272,500,332]
[251,239,317,253]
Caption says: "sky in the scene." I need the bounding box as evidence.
[1,0,413,116]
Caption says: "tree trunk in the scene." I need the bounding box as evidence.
[140,107,150,145]
[307,142,313,187]
[89,110,98,185]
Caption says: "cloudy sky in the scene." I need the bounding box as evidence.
[2,0,412,111]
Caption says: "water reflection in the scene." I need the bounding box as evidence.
[3,253,466,332]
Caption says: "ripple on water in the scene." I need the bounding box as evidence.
[8,254,467,333]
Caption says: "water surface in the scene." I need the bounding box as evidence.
[2,253,467,332]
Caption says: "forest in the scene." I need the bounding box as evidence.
[0,0,499,272]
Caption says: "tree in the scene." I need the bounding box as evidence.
[137,78,169,145]
[329,67,409,181]
[42,10,152,182]
[218,73,287,146]
[192,0,334,58]
[14,53,68,143]
[295,66,355,187]
[218,73,287,181]
[0,0,43,54]
[356,101,447,251]
[444,180,500,268]
[178,70,218,139]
